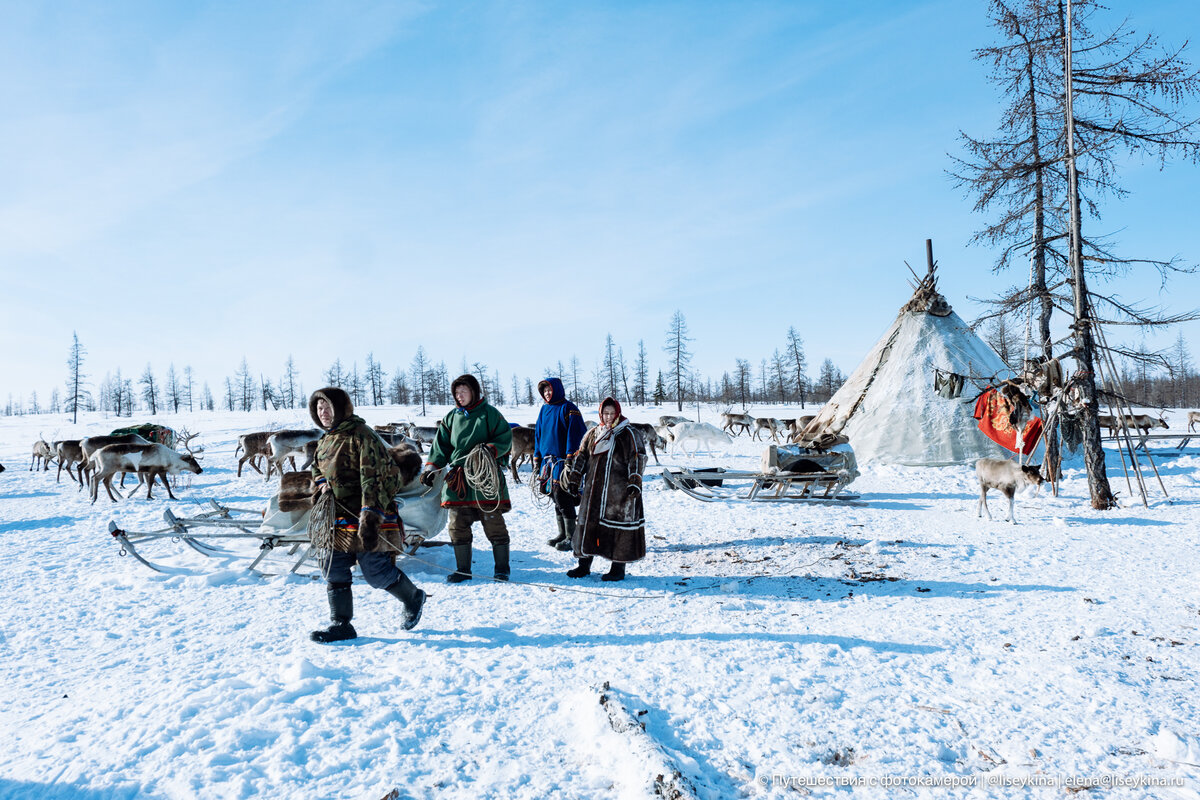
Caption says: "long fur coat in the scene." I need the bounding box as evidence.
[565,420,647,563]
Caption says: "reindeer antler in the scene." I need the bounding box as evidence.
[176,427,205,459]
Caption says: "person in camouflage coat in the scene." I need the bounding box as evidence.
[307,387,425,642]
[562,396,646,581]
[420,374,514,583]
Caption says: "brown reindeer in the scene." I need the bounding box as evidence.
[55,440,86,485]
[1121,413,1168,436]
[752,418,785,442]
[509,425,535,483]
[235,431,274,477]
[787,415,817,443]
[628,422,667,466]
[80,432,151,486]
[719,412,754,437]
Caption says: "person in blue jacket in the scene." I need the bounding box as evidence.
[533,378,588,551]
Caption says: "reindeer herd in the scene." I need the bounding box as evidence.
[24,430,204,503]
[718,411,818,443]
[10,407,1199,506]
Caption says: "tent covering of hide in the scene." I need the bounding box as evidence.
[804,269,1011,466]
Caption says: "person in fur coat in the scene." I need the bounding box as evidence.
[420,374,514,583]
[533,377,587,552]
[562,397,646,581]
[307,387,426,642]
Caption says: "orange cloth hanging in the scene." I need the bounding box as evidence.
[973,388,1043,455]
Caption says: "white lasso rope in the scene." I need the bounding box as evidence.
[463,444,505,513]
[528,458,555,509]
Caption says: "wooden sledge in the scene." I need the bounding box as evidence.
[107,500,315,575]
[108,476,449,575]
[660,443,864,505]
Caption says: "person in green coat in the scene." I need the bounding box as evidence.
[308,387,426,642]
[421,374,514,583]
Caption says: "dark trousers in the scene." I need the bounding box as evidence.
[448,507,509,546]
[552,484,578,521]
[321,550,403,589]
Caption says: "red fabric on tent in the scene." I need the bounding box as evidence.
[973,389,1043,455]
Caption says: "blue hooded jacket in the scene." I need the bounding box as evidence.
[533,377,587,481]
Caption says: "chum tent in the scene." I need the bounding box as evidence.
[804,269,1013,466]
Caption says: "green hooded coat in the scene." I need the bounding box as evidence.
[426,375,513,511]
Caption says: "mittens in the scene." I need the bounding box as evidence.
[419,469,437,488]
[358,508,382,551]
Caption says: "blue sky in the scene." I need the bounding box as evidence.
[2,0,1198,405]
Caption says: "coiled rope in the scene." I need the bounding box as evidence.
[307,490,336,580]
[527,458,556,509]
[462,444,505,513]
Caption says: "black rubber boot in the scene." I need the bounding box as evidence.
[492,543,510,582]
[384,573,426,631]
[446,543,473,583]
[310,583,357,643]
[555,517,576,552]
[547,513,567,549]
[567,557,593,578]
[601,562,626,582]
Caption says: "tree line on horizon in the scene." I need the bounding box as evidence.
[6,317,852,421]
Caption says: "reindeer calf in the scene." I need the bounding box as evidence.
[976,458,1044,524]
[1189,411,1200,433]
[235,431,274,477]
[30,437,55,471]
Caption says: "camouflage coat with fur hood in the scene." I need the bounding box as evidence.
[309,387,404,554]
[564,399,647,563]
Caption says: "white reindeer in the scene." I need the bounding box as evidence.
[976,458,1044,524]
[30,436,55,471]
[265,429,323,479]
[90,443,203,503]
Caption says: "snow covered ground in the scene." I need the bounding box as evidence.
[1,405,1198,799]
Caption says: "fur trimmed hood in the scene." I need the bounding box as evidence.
[451,374,483,408]
[538,378,566,404]
[309,387,354,431]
